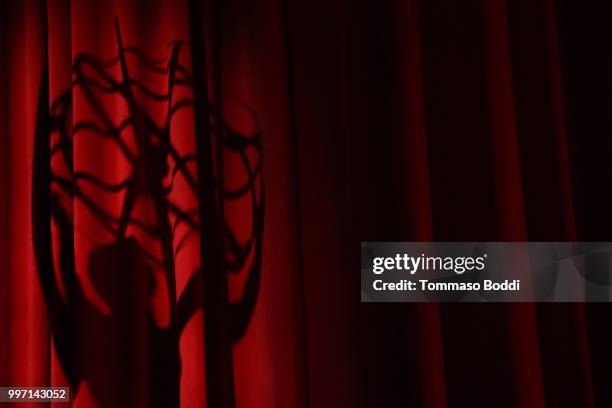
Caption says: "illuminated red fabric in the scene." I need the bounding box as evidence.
[1,0,611,407]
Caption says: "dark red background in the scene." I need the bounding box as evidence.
[1,0,611,407]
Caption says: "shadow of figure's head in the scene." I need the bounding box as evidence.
[87,237,154,315]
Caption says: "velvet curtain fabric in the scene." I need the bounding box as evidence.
[0,0,610,407]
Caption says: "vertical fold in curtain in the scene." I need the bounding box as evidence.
[390,1,446,406]
[46,2,74,406]
[2,1,51,401]
[480,1,545,406]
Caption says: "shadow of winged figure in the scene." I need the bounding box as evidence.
[32,18,264,407]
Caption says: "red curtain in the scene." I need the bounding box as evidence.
[1,0,611,407]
